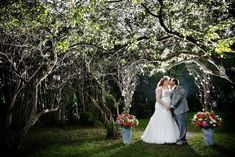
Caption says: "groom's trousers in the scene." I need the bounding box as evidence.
[176,112,188,143]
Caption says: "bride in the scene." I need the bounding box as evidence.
[141,76,180,144]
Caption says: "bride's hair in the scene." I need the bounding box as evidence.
[157,76,170,87]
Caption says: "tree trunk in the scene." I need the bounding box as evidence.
[0,80,37,156]
[106,119,120,139]
[5,80,21,128]
[86,92,119,139]
[21,80,38,142]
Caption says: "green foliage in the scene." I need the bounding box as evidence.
[216,40,232,56]
[1,0,234,68]
[205,19,235,56]
[216,37,235,56]
[56,39,69,53]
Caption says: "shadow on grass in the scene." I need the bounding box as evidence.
[109,140,201,157]
[209,144,235,157]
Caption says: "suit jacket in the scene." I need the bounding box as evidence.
[171,85,189,115]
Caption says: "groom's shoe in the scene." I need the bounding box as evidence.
[176,141,183,145]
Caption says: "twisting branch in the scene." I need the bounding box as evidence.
[186,59,235,84]
[141,2,207,54]
[186,63,215,112]
[112,59,148,113]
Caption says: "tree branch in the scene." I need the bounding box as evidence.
[141,2,208,54]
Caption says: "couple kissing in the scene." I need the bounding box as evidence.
[141,76,189,145]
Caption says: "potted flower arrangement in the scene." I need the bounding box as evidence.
[116,113,139,144]
[192,111,222,145]
[117,113,139,128]
[192,111,222,129]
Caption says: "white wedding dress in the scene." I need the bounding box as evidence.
[141,87,180,144]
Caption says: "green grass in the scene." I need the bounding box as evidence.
[21,112,235,157]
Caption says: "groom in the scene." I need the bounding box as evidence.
[169,78,189,145]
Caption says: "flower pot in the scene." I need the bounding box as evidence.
[202,128,214,145]
[122,127,132,144]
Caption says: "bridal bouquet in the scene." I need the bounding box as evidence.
[116,113,139,128]
[192,111,222,129]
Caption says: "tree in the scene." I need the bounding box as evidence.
[0,0,81,152]
[112,59,147,113]
[96,0,235,82]
[186,63,215,112]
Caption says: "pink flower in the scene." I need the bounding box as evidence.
[201,121,209,127]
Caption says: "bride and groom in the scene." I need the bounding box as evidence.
[141,76,189,145]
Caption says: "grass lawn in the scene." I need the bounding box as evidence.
[20,112,235,157]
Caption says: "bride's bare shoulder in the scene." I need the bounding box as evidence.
[156,86,162,91]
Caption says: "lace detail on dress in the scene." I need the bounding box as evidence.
[161,88,172,98]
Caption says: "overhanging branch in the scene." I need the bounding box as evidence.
[141,2,208,54]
